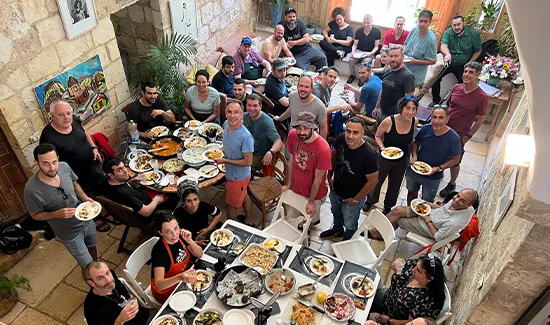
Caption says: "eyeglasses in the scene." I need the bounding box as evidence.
[57,187,68,200]
[403,95,418,100]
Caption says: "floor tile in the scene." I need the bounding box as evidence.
[0,302,25,324]
[63,266,90,293]
[108,226,146,245]
[100,240,132,265]
[464,139,489,156]
[11,306,63,325]
[95,229,116,257]
[67,305,87,325]
[37,283,86,321]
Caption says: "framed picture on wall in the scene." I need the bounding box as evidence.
[56,0,98,39]
[169,0,198,40]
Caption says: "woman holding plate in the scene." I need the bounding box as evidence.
[364,96,418,215]
[151,213,203,303]
[184,70,221,124]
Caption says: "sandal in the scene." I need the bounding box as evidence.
[102,214,121,225]
[367,230,383,241]
[94,219,111,232]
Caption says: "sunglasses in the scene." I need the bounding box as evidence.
[403,95,418,101]
[427,253,436,274]
[57,187,68,200]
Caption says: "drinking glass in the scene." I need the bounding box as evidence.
[151,159,158,171]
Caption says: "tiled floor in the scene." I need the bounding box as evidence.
[0,86,494,325]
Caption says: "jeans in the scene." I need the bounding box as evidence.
[405,167,442,202]
[319,40,348,66]
[329,190,366,240]
[294,47,328,71]
[431,64,464,103]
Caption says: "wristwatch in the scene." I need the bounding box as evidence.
[438,165,444,170]
[269,149,275,155]
[352,199,359,204]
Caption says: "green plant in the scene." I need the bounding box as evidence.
[481,0,501,19]
[0,263,31,298]
[305,18,318,29]
[498,13,518,59]
[464,4,483,30]
[464,1,501,32]
[130,32,197,120]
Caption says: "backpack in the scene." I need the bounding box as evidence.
[0,225,33,255]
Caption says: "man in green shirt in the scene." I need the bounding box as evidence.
[429,15,481,106]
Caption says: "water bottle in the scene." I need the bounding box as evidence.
[128,120,140,143]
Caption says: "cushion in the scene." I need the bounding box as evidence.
[186,65,198,85]
[206,64,218,82]
[421,53,445,91]
[216,52,228,69]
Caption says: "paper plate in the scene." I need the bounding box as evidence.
[411,198,432,216]
[223,309,254,324]
[381,147,404,160]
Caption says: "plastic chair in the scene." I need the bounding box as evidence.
[331,209,397,270]
[436,284,452,324]
[122,236,162,309]
[407,232,460,263]
[263,190,311,246]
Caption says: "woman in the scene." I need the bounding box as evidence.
[365,96,418,215]
[150,213,203,303]
[173,180,223,246]
[320,7,354,66]
[373,48,390,79]
[369,256,446,324]
[184,70,221,123]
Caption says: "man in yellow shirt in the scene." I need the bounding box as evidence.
[260,24,294,64]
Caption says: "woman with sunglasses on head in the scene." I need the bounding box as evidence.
[364,96,418,215]
[369,255,446,325]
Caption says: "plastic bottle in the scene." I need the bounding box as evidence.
[128,120,140,143]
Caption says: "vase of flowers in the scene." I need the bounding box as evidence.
[482,55,519,86]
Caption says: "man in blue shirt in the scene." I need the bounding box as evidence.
[344,64,382,117]
[214,100,255,226]
[404,9,437,88]
[406,106,461,203]
[211,56,235,98]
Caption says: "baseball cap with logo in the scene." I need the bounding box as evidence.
[241,36,253,45]
[285,7,297,15]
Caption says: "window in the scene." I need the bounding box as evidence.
[350,0,427,29]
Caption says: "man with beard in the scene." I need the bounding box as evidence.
[126,82,175,140]
[312,66,351,114]
[264,58,290,115]
[211,55,236,98]
[404,9,437,88]
[283,112,332,230]
[280,7,327,71]
[260,24,294,64]
[24,144,98,278]
[102,157,166,217]
[344,64,382,117]
[320,117,379,240]
[373,46,415,125]
[232,78,249,106]
[84,261,149,325]
[406,106,461,203]
[429,15,482,106]
[274,75,328,138]
[347,14,381,85]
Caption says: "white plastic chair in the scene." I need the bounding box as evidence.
[437,284,452,324]
[123,236,162,309]
[407,232,460,264]
[263,190,312,246]
[331,209,397,270]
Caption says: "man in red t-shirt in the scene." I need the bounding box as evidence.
[383,16,410,48]
[440,61,487,197]
[283,111,332,229]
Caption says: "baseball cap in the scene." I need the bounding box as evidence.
[291,111,317,129]
[272,58,288,70]
[285,7,296,15]
[241,36,252,45]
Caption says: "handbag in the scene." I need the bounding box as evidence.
[0,225,32,255]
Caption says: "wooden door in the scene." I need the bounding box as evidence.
[0,128,28,225]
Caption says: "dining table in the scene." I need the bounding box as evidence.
[150,219,380,325]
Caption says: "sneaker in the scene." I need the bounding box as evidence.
[346,75,355,84]
[428,101,437,108]
[336,50,345,59]
[297,219,321,231]
[358,80,364,87]
[439,183,456,197]
[319,229,344,239]
[362,201,372,212]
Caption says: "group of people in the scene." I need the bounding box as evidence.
[21,8,490,325]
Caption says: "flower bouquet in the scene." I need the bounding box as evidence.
[482,56,519,86]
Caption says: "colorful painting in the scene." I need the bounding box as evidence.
[34,55,111,125]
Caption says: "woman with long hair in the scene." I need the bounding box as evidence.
[320,7,354,66]
[184,69,221,123]
[373,48,390,79]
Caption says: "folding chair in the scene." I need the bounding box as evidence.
[263,190,311,246]
[436,284,453,324]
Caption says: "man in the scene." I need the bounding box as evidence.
[84,261,149,325]
[233,36,272,92]
[430,15,482,105]
[439,62,487,197]
[320,117,379,240]
[211,55,235,98]
[347,14,381,86]
[373,46,415,124]
[102,157,166,217]
[313,66,351,113]
[264,58,290,115]
[280,7,327,71]
[381,189,477,243]
[282,111,332,229]
[406,106,462,203]
[214,100,255,226]
[40,99,109,232]
[274,76,328,139]
[24,144,97,278]
[404,10,437,88]
[382,16,409,48]
[344,64,382,117]
[126,82,176,140]
[260,24,294,64]
[233,78,249,106]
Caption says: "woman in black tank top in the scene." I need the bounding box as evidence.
[365,97,418,213]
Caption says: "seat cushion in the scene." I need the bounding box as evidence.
[248,176,282,202]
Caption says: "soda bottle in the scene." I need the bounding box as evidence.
[128,120,140,143]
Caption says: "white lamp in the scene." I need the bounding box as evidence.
[504,134,535,167]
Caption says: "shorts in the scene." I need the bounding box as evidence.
[405,168,442,203]
[226,175,251,208]
[59,220,98,268]
[397,207,434,238]
[455,140,466,167]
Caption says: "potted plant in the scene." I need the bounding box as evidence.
[258,0,292,28]
[0,263,32,317]
[130,32,197,120]
[481,0,502,31]
[305,18,318,35]
[498,13,518,59]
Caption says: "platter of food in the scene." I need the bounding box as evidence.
[129,154,153,173]
[139,170,164,186]
[349,275,375,298]
[287,67,303,76]
[162,158,185,174]
[215,265,263,307]
[411,198,432,216]
[310,34,324,42]
[75,201,102,221]
[184,136,207,149]
[193,309,222,325]
[185,120,202,130]
[381,146,404,160]
[127,149,147,161]
[218,164,226,173]
[283,57,296,66]
[152,315,179,325]
[198,123,224,138]
[239,243,278,275]
[149,126,170,137]
[205,143,222,151]
[202,149,224,161]
[173,127,195,140]
[288,302,318,325]
[210,229,234,247]
[352,51,369,59]
[182,147,207,168]
[309,255,335,276]
[286,74,300,86]
[411,161,432,175]
[187,270,213,291]
[324,293,356,322]
[199,165,219,179]
[263,237,286,253]
[264,268,295,295]
[149,136,184,158]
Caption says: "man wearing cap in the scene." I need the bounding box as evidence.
[260,24,294,64]
[264,58,290,116]
[282,111,332,229]
[233,36,272,93]
[280,7,327,71]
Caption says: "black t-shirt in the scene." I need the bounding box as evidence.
[84,269,149,325]
[355,26,382,52]
[380,67,416,115]
[264,74,289,115]
[281,21,312,55]
[173,201,219,239]
[103,183,152,212]
[328,20,355,52]
[126,96,169,132]
[151,238,189,278]
[332,133,379,199]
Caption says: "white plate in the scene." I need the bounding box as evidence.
[309,255,335,276]
[205,143,222,151]
[193,308,224,324]
[263,237,286,253]
[75,201,102,221]
[411,161,432,175]
[311,34,324,42]
[177,175,198,186]
[152,315,179,325]
[149,126,170,137]
[202,149,224,161]
[352,51,369,59]
[126,149,147,161]
[210,229,234,247]
[199,165,219,179]
[283,57,296,66]
[404,55,412,63]
[218,164,226,173]
[173,127,195,140]
[139,170,164,186]
[181,147,207,167]
[187,270,213,291]
[223,309,254,325]
[169,291,196,313]
[287,67,303,76]
[256,78,266,85]
[381,146,404,160]
[184,136,207,149]
[128,154,154,173]
[185,120,202,130]
[349,275,376,298]
[411,198,432,216]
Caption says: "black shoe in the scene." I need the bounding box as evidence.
[346,75,355,84]
[358,80,365,87]
[362,201,372,212]
[428,101,437,108]
[382,207,391,215]
[439,183,456,197]
[319,229,344,239]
